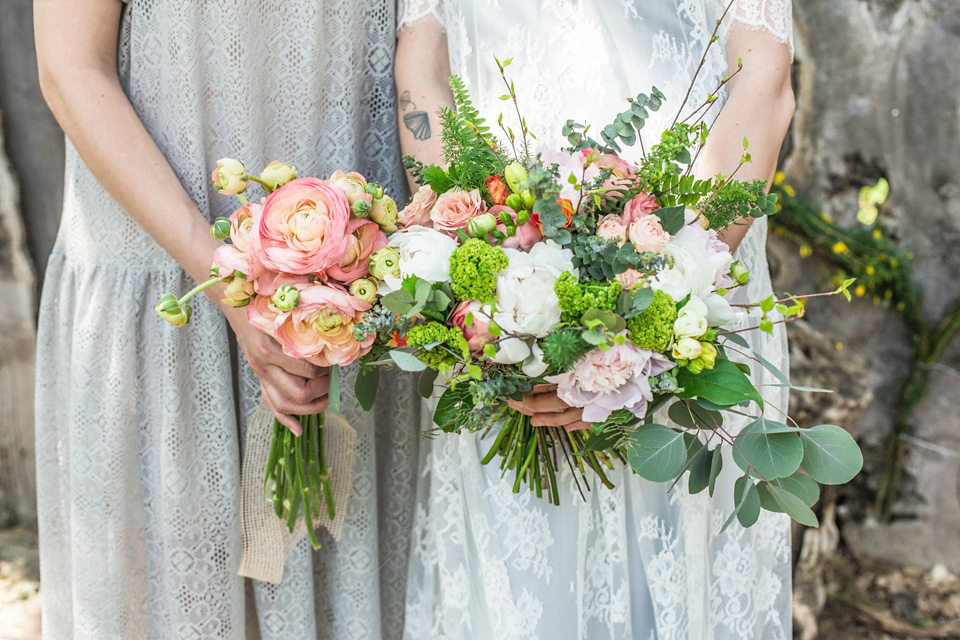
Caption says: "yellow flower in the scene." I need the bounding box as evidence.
[866,266,876,275]
[835,341,844,351]
[855,284,866,297]
[873,229,883,239]
[799,245,812,258]
[891,259,899,268]
[821,212,833,223]
[784,185,796,198]
[885,290,893,299]
[832,241,849,254]
[773,171,786,186]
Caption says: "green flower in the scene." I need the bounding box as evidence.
[554,271,621,323]
[627,290,678,352]
[449,238,508,303]
[407,322,470,371]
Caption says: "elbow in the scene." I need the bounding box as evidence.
[775,80,796,137]
[37,64,64,121]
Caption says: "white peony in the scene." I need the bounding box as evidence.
[380,225,458,293]
[490,240,577,368]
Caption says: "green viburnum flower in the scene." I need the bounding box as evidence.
[554,272,622,323]
[627,290,678,352]
[449,238,508,303]
[406,321,471,371]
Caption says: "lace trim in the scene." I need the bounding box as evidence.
[721,0,794,59]
[397,0,445,32]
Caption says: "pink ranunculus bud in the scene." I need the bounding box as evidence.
[211,158,248,196]
[622,191,660,226]
[228,201,262,253]
[329,169,370,206]
[370,195,399,232]
[260,161,298,191]
[222,275,255,308]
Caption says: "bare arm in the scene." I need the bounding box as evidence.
[35,0,328,433]
[395,17,455,193]
[696,27,795,252]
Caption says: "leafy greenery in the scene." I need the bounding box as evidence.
[541,328,592,373]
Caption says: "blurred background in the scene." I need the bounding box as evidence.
[2,1,960,638]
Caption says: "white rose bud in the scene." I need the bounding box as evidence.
[673,307,708,339]
[211,158,248,196]
[672,337,703,361]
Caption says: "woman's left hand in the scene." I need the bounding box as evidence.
[506,384,591,431]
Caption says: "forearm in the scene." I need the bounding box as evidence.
[395,21,454,192]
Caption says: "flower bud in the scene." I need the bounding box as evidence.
[686,358,705,375]
[222,276,255,308]
[521,189,535,211]
[155,294,192,327]
[352,199,372,216]
[467,212,498,237]
[210,217,232,240]
[516,209,531,225]
[731,261,750,285]
[672,336,703,361]
[364,182,385,200]
[368,246,401,280]
[260,161,298,191]
[505,193,524,212]
[485,175,509,205]
[370,196,399,232]
[699,342,718,369]
[272,284,301,312]
[211,158,248,195]
[674,308,708,339]
[504,162,528,193]
[349,277,379,303]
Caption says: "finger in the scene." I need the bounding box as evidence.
[565,421,592,432]
[264,373,331,415]
[531,407,584,428]
[505,398,535,416]
[265,366,330,407]
[257,334,325,379]
[531,383,558,394]
[519,392,570,414]
[261,384,303,436]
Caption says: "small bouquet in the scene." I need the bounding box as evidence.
[156,159,399,547]
[353,59,864,529]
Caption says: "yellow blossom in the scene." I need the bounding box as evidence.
[835,342,844,351]
[773,171,786,186]
[855,284,866,297]
[873,229,883,239]
[821,212,833,222]
[866,266,876,275]
[832,241,849,254]
[784,185,796,198]
[799,245,812,258]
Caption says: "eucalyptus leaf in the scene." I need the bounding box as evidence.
[418,368,439,399]
[757,482,820,527]
[708,446,724,497]
[381,290,414,315]
[732,417,804,480]
[627,424,687,483]
[389,349,427,372]
[688,446,715,495]
[799,425,863,485]
[654,205,686,235]
[354,366,380,412]
[759,472,820,512]
[735,476,761,528]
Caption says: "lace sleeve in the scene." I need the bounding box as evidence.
[397,0,444,32]
[721,0,794,58]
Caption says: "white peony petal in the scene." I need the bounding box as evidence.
[521,343,548,377]
[492,336,532,365]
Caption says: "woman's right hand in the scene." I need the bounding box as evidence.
[224,305,330,436]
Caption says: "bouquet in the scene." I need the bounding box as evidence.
[353,60,864,529]
[156,159,399,547]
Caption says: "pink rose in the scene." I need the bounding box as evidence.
[257,177,352,275]
[615,269,643,290]
[546,342,674,423]
[430,188,484,235]
[595,153,639,177]
[628,215,670,254]
[247,294,281,338]
[398,185,438,228]
[229,201,261,253]
[622,191,660,226]
[274,283,374,367]
[329,169,372,207]
[325,218,388,284]
[596,214,628,245]
[450,300,494,352]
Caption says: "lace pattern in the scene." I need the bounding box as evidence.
[35,1,420,638]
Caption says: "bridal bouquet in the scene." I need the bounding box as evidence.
[155,159,399,547]
[354,62,863,529]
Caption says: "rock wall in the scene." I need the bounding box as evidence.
[777,0,960,570]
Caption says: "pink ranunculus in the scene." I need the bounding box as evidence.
[615,269,643,290]
[253,271,311,297]
[329,169,372,207]
[450,300,494,352]
[546,341,674,423]
[229,201,262,253]
[325,218,388,284]
[596,214,628,245]
[628,215,670,254]
[247,294,281,338]
[398,184,438,228]
[622,191,661,226]
[430,188,484,235]
[257,177,352,275]
[274,283,374,367]
[213,244,250,277]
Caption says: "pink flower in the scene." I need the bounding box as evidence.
[622,191,660,226]
[596,214,628,244]
[628,215,670,254]
[329,169,372,207]
[253,271,310,297]
[257,177,352,275]
[546,342,674,423]
[325,218,388,284]
[487,205,543,251]
[213,244,250,277]
[615,269,643,290]
[247,294,281,337]
[486,175,509,206]
[450,301,494,352]
[430,188,484,234]
[229,201,261,253]
[398,185,438,228]
[274,283,374,367]
[542,150,598,204]
[595,153,639,177]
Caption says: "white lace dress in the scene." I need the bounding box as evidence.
[34,2,419,638]
[398,1,795,638]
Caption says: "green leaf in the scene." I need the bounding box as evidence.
[759,472,820,512]
[627,424,688,482]
[723,333,750,348]
[654,205,686,235]
[433,385,471,427]
[421,165,453,193]
[668,399,723,430]
[676,358,764,408]
[757,482,820,527]
[327,364,341,415]
[735,476,761,528]
[418,368,439,399]
[733,416,804,480]
[708,446,724,497]
[381,290,414,315]
[354,366,380,412]
[688,446,715,495]
[799,425,863,485]
[389,349,427,372]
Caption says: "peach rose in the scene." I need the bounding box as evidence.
[398,185,437,228]
[628,215,670,254]
[325,218,388,284]
[596,214,628,245]
[450,300,494,352]
[622,191,660,226]
[329,169,372,207]
[274,283,374,366]
[430,188,483,234]
[257,177,351,275]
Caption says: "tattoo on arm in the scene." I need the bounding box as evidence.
[399,89,432,141]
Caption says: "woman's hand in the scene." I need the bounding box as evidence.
[506,384,591,432]
[223,306,330,436]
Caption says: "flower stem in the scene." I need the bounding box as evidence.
[245,174,273,192]
[177,277,220,306]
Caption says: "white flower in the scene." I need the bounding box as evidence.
[674,298,709,338]
[651,224,731,301]
[381,225,458,293]
[672,337,703,360]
